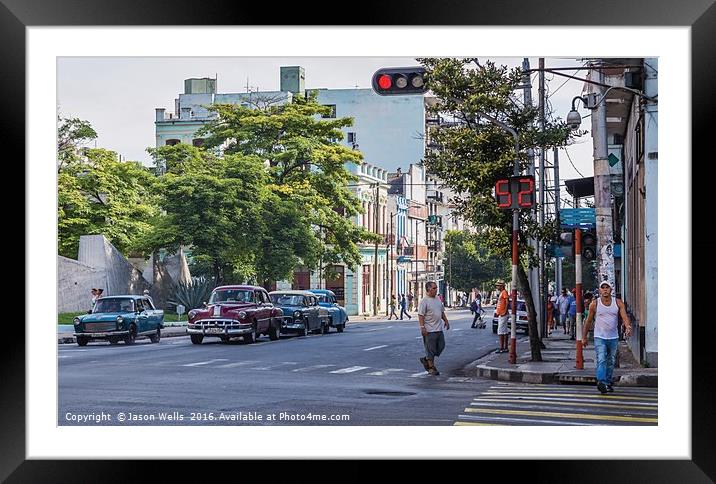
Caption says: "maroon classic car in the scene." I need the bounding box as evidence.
[187,285,283,344]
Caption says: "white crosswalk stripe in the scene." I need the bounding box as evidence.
[216,360,259,368]
[363,345,388,351]
[366,368,406,376]
[292,364,337,372]
[182,359,229,367]
[329,366,370,374]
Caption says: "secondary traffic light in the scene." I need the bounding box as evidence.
[558,230,575,260]
[581,231,597,261]
[371,67,427,96]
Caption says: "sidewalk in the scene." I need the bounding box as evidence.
[58,323,189,344]
[468,331,657,388]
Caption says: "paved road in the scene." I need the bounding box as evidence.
[59,308,520,426]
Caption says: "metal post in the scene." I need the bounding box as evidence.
[554,146,562,300]
[373,183,380,316]
[592,65,616,287]
[538,58,547,339]
[575,227,584,369]
[523,58,541,339]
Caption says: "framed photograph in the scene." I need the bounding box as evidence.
[7,0,710,479]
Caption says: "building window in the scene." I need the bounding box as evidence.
[192,138,204,147]
[347,132,356,144]
[322,105,337,118]
[165,139,180,146]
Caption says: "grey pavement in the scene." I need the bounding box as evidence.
[467,329,657,387]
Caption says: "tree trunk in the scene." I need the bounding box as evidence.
[516,263,543,361]
[213,260,223,286]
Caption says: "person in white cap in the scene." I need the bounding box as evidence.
[581,280,632,394]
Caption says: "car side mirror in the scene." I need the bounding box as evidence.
[87,309,92,314]
[203,302,208,308]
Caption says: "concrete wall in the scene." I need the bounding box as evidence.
[57,256,106,313]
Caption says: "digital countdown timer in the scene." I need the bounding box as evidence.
[494,175,535,210]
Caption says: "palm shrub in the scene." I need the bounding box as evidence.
[168,276,213,310]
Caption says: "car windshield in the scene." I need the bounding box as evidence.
[93,298,134,313]
[269,294,305,306]
[209,290,254,304]
[316,295,331,304]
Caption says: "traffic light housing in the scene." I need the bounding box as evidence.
[581,230,597,261]
[558,230,575,260]
[371,67,427,96]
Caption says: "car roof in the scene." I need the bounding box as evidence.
[98,295,143,300]
[268,290,316,297]
[308,289,335,296]
[214,285,266,291]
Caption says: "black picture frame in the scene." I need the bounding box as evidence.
[4,0,711,480]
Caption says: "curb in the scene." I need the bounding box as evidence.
[472,364,657,387]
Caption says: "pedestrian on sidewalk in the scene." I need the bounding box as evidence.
[399,294,411,320]
[418,281,450,375]
[495,280,509,353]
[568,290,578,339]
[407,292,415,312]
[388,295,399,320]
[582,281,632,394]
[546,294,555,335]
[557,288,570,333]
[470,297,484,328]
[90,288,98,310]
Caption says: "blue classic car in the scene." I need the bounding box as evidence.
[268,290,331,336]
[308,289,348,333]
[73,295,164,346]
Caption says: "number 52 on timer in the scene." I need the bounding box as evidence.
[494,176,535,210]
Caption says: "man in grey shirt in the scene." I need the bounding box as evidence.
[418,281,450,375]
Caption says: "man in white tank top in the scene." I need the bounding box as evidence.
[581,281,632,394]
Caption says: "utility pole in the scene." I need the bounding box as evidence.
[538,58,548,339]
[554,147,562,297]
[389,212,394,303]
[591,65,616,287]
[523,57,542,338]
[373,183,380,316]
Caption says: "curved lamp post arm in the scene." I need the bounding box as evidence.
[571,86,657,111]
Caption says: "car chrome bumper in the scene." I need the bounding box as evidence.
[281,317,305,330]
[188,319,252,336]
[74,331,130,338]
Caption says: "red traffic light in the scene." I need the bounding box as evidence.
[372,67,427,96]
[377,74,392,90]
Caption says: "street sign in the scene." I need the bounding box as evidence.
[176,305,185,316]
[559,208,596,228]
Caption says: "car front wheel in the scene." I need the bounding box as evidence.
[336,324,344,333]
[76,337,88,346]
[190,334,204,345]
[149,328,161,343]
[269,320,280,341]
[124,325,137,345]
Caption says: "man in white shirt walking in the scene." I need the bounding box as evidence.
[582,281,632,394]
[418,281,450,376]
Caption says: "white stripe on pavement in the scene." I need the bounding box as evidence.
[292,364,337,372]
[252,362,299,370]
[329,366,370,374]
[216,360,259,368]
[366,368,406,376]
[363,345,388,351]
[182,359,229,367]
[410,372,429,378]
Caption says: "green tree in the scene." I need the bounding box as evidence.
[444,230,510,293]
[199,93,377,287]
[418,58,577,360]
[144,150,267,285]
[57,116,97,172]
[58,147,160,259]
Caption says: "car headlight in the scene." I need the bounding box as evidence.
[188,309,198,319]
[238,311,247,319]
[73,317,81,325]
[116,316,124,324]
[293,311,302,319]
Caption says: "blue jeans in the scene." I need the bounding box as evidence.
[594,337,618,385]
